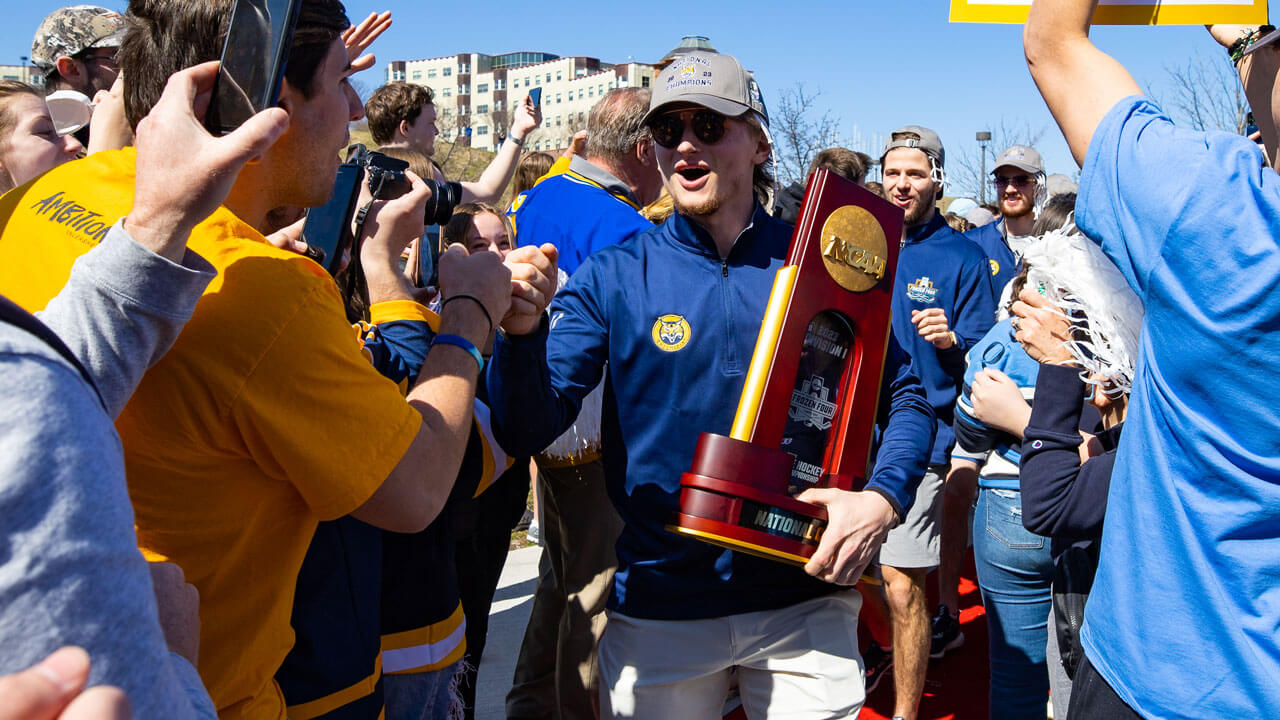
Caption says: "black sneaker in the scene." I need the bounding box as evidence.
[863,642,893,695]
[930,604,965,659]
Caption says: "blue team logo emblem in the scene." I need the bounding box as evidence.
[989,259,999,276]
[651,314,691,352]
[907,276,939,304]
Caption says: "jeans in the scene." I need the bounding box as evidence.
[973,488,1054,719]
[384,660,462,720]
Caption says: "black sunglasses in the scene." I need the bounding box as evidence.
[648,109,727,149]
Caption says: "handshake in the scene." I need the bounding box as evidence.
[436,240,559,338]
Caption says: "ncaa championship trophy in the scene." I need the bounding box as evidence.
[668,169,903,565]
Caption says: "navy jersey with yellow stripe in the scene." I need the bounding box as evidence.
[277,301,507,718]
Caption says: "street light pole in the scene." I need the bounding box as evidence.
[976,131,992,204]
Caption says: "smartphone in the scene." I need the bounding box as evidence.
[205,0,301,135]
[416,230,440,289]
[528,87,542,108]
[301,162,363,276]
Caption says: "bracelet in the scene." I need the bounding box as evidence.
[441,294,493,335]
[432,333,484,372]
[507,134,525,148]
[1230,25,1275,64]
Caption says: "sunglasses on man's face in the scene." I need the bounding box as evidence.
[993,174,1034,188]
[648,109,728,149]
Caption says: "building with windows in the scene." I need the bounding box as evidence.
[384,37,717,152]
[0,64,42,86]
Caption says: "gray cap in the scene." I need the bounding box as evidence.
[31,5,125,71]
[882,125,945,168]
[643,51,768,126]
[965,207,997,227]
[993,145,1044,175]
[1046,173,1078,198]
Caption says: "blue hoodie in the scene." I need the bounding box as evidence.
[892,211,998,465]
[487,205,935,620]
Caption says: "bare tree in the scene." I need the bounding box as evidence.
[772,83,848,187]
[1160,52,1249,134]
[947,118,1048,202]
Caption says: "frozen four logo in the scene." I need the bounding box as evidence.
[907,276,939,303]
[789,375,837,431]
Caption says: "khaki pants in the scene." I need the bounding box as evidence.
[598,590,866,720]
[506,459,623,720]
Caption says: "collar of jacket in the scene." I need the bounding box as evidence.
[662,202,773,260]
[567,155,640,208]
[904,209,949,245]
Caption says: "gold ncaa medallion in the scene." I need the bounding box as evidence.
[819,206,889,293]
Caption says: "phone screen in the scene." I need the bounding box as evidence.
[528,87,542,108]
[205,0,301,135]
[417,229,440,288]
[301,163,363,276]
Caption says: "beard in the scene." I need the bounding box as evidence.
[903,195,935,226]
[1002,193,1034,219]
[671,191,721,218]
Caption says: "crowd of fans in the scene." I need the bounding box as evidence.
[0,1,1277,720]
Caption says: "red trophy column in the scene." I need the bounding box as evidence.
[668,170,903,565]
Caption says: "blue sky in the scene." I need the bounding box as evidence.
[4,0,1265,196]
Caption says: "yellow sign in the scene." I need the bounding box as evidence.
[950,0,1268,25]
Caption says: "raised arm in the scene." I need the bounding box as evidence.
[1208,24,1280,167]
[460,95,542,204]
[1024,0,1143,165]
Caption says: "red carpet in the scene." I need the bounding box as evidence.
[858,551,989,720]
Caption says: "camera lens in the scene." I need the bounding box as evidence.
[423,180,462,226]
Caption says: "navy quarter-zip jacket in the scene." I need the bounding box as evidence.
[892,211,998,466]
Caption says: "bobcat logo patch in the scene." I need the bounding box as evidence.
[651,314,691,352]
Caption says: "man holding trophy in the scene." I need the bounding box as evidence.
[486,50,935,718]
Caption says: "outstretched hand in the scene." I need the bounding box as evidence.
[343,11,392,73]
[126,61,288,262]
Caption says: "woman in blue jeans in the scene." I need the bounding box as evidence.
[954,311,1056,719]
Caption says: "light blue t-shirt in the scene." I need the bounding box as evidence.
[1077,96,1280,717]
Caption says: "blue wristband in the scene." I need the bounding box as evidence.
[432,333,484,372]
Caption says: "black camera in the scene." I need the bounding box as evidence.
[363,150,463,227]
[301,145,463,277]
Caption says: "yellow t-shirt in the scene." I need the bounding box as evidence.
[0,150,423,720]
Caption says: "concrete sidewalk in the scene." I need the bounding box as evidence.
[474,544,541,720]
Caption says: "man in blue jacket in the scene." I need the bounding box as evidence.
[964,145,1045,296]
[865,126,997,720]
[487,50,935,719]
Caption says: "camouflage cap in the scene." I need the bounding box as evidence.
[31,5,125,71]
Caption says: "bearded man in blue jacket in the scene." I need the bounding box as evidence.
[487,51,935,719]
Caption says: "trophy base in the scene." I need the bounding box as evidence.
[669,433,828,567]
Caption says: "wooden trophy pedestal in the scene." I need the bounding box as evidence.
[671,433,833,566]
